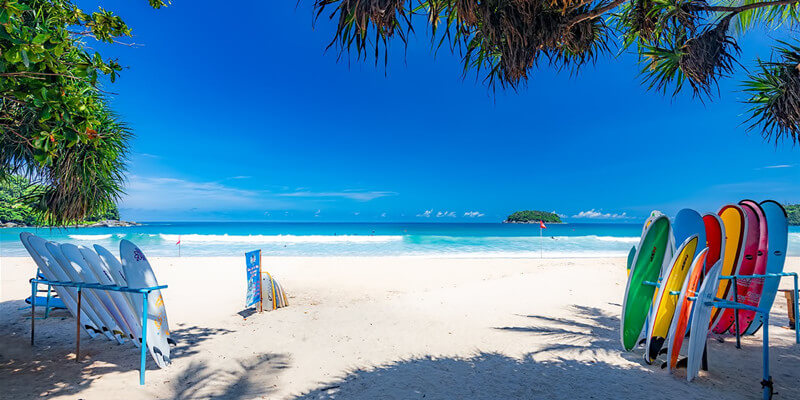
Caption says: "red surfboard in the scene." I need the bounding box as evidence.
[730,200,768,335]
[713,202,760,334]
[701,213,724,278]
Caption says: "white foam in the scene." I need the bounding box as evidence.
[158,234,404,244]
[68,234,113,240]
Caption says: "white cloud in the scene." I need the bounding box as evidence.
[380,212,387,218]
[436,211,457,218]
[121,175,284,211]
[762,164,794,169]
[417,209,433,218]
[353,212,360,216]
[278,190,396,202]
[464,211,485,218]
[571,209,632,219]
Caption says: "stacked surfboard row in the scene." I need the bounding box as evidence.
[261,270,289,310]
[20,233,173,369]
[620,200,789,381]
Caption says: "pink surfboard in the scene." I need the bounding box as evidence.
[730,200,768,335]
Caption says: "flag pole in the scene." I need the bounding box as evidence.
[540,223,543,259]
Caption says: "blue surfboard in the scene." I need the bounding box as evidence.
[673,209,706,259]
[744,200,788,335]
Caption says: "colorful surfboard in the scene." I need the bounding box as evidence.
[701,213,725,278]
[644,235,698,364]
[714,202,761,334]
[687,256,723,381]
[745,200,789,335]
[709,205,746,333]
[621,214,671,351]
[731,200,769,335]
[667,247,706,371]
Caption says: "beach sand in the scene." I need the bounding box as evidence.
[1,256,798,399]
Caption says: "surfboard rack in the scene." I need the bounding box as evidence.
[701,272,799,400]
[28,278,168,386]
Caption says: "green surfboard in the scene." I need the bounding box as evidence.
[621,215,671,351]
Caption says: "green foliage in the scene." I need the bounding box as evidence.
[505,210,562,223]
[786,203,800,225]
[0,0,163,225]
[742,41,800,145]
[0,174,119,225]
[312,0,800,145]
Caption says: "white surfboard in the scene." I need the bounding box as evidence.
[27,235,112,340]
[47,242,126,343]
[94,245,144,334]
[120,239,171,368]
[80,246,142,347]
[21,233,101,338]
[687,259,723,381]
[61,243,132,344]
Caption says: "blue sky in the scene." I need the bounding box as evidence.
[85,1,799,222]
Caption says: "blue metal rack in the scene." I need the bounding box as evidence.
[29,278,168,385]
[707,272,799,400]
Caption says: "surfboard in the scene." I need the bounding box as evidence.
[621,214,671,351]
[709,205,746,333]
[673,209,705,260]
[94,244,141,316]
[715,202,761,335]
[43,239,123,342]
[21,233,101,338]
[644,235,698,364]
[687,258,723,381]
[626,245,636,277]
[667,246,706,371]
[80,246,142,346]
[745,200,789,335]
[701,213,725,278]
[61,243,131,344]
[120,239,171,368]
[731,200,769,335]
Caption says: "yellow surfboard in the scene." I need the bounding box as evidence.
[709,205,746,331]
[644,235,699,364]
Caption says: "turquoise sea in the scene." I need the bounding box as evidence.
[2,222,799,258]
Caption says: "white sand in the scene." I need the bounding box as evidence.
[1,256,799,399]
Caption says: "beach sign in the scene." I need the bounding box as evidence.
[245,250,262,309]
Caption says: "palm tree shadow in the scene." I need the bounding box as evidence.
[291,303,798,399]
[171,353,291,400]
[495,304,630,361]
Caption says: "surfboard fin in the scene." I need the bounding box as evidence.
[674,357,688,370]
[167,337,177,346]
[658,347,668,356]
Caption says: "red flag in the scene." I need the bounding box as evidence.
[176,235,181,245]
[539,220,547,229]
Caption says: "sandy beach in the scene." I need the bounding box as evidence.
[1,256,799,399]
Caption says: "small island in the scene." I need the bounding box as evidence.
[787,204,799,226]
[504,210,562,224]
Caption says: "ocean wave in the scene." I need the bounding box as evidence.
[68,234,113,240]
[158,234,404,244]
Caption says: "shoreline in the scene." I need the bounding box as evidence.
[2,255,799,399]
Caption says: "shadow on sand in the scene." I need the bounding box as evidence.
[292,304,799,400]
[0,298,236,399]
